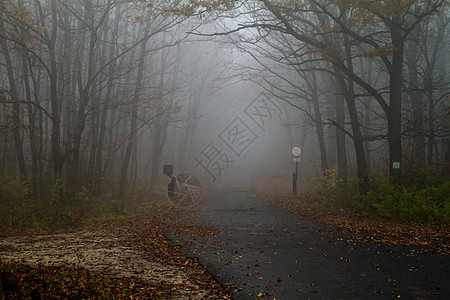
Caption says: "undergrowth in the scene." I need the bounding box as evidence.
[310,167,450,224]
[359,167,450,223]
[0,174,165,236]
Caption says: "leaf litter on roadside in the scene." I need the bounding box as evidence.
[115,210,230,299]
[1,209,231,299]
[254,178,450,255]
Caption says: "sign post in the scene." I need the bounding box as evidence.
[290,145,303,195]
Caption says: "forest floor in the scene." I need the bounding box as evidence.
[0,211,230,299]
[1,179,449,299]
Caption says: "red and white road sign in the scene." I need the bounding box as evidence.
[290,145,303,158]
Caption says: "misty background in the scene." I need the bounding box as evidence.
[0,0,449,204]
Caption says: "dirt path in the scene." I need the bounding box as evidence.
[0,216,228,299]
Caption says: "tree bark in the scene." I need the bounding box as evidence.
[405,27,426,167]
[388,20,404,180]
[118,20,151,200]
[93,7,120,192]
[310,72,328,174]
[335,89,348,184]
[40,0,63,180]
[0,8,27,178]
[22,51,39,194]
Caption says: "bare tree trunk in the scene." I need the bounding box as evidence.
[18,0,39,191]
[35,0,64,180]
[302,70,328,175]
[71,4,95,185]
[405,27,426,167]
[336,90,348,184]
[88,24,109,186]
[330,72,348,184]
[149,118,164,188]
[427,82,435,165]
[388,19,404,179]
[46,0,63,179]
[177,126,195,171]
[102,107,121,183]
[363,59,374,173]
[311,83,328,174]
[87,100,100,184]
[334,63,368,193]
[29,58,44,197]
[118,20,151,200]
[445,143,450,165]
[93,7,120,192]
[149,43,174,188]
[0,8,27,178]
[22,51,39,194]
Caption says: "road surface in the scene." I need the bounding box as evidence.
[169,189,449,299]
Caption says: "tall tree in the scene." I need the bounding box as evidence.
[0,1,27,178]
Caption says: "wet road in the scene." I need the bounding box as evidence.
[169,190,449,299]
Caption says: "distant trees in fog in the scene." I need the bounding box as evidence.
[0,0,448,197]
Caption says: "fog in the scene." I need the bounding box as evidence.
[0,0,448,200]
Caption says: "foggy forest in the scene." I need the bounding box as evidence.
[0,0,449,298]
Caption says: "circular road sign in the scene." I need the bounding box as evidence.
[290,145,303,158]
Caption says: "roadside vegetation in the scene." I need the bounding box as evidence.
[255,165,450,254]
[0,175,228,299]
[360,168,450,223]
[0,174,169,298]
[309,166,450,224]
[0,173,167,237]
[0,173,179,297]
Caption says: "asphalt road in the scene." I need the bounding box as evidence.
[169,189,449,299]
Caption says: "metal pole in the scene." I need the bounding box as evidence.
[293,162,298,196]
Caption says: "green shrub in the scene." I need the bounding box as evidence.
[405,166,450,189]
[310,169,359,209]
[360,177,450,223]
[304,167,450,224]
